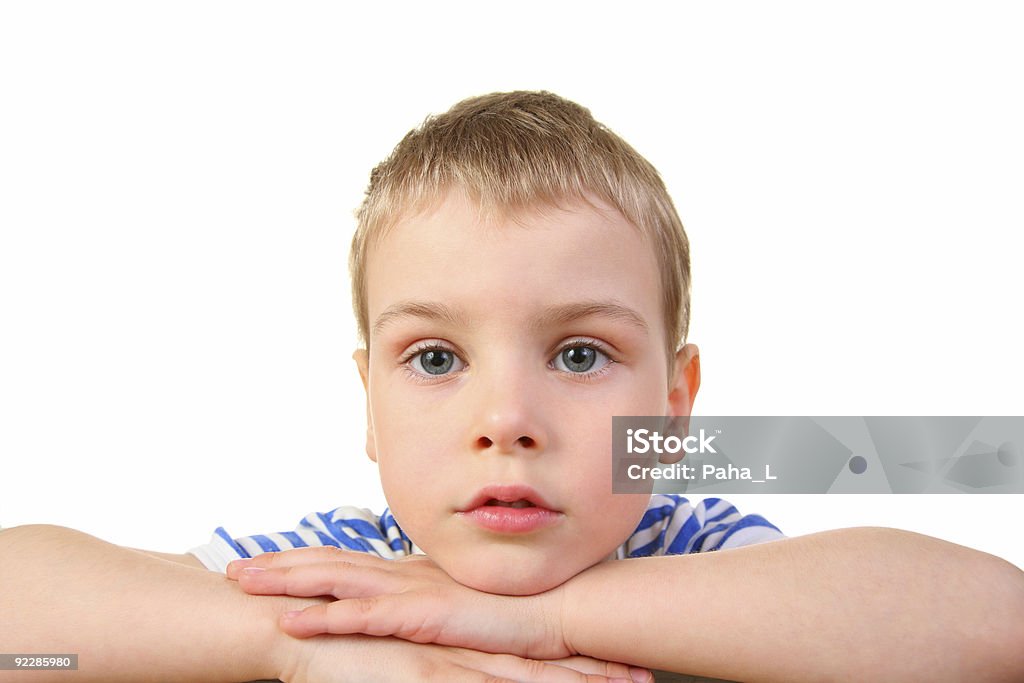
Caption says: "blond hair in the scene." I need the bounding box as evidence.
[350,90,691,372]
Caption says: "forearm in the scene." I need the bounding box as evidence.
[561,527,1024,682]
[0,524,328,682]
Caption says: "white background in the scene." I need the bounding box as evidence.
[1,2,1021,569]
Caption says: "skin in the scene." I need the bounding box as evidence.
[354,189,698,596]
[0,189,667,683]
[0,524,649,683]
[224,190,1024,681]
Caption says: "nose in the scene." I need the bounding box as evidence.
[467,363,547,455]
[476,430,537,451]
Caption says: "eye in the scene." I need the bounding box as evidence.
[553,344,610,374]
[408,346,466,377]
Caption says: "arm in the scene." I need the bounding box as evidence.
[128,547,207,568]
[561,527,1024,682]
[0,525,639,683]
[0,524,307,682]
[235,528,1024,681]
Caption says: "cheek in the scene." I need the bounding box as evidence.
[602,492,650,538]
[371,377,448,463]
[370,387,458,523]
[596,359,674,417]
[570,490,649,563]
[564,429,649,540]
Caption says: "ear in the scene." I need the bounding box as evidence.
[352,348,377,463]
[661,343,700,464]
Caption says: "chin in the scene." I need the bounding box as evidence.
[457,568,563,595]
[445,554,587,596]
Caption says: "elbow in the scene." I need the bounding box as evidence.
[0,523,48,543]
[1,523,69,541]
[0,524,84,553]
[976,555,1024,680]
[864,526,1024,679]
[999,561,1024,676]
[0,525,67,579]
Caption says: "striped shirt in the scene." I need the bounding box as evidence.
[188,494,785,573]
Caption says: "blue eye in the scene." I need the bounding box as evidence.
[409,348,464,376]
[554,345,609,374]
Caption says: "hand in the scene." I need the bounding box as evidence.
[226,547,569,659]
[283,634,653,683]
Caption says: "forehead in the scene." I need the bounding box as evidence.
[365,191,664,337]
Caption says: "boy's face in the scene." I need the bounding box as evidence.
[355,190,698,595]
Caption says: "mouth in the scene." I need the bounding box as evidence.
[459,484,557,513]
[457,485,563,534]
[483,499,536,509]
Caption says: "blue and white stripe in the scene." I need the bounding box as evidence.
[614,495,784,559]
[189,495,784,573]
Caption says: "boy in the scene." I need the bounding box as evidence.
[188,90,787,597]
[2,91,1022,683]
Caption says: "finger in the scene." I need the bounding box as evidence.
[349,639,519,683]
[457,650,642,683]
[226,545,388,578]
[445,666,517,683]
[236,561,400,599]
[281,591,553,656]
[280,594,433,640]
[547,655,653,682]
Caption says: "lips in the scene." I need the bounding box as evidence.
[459,484,557,513]
[457,485,563,534]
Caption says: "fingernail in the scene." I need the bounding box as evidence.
[242,567,266,575]
[230,559,252,567]
[629,667,652,683]
[282,610,302,619]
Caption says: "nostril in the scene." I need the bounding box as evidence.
[475,435,536,449]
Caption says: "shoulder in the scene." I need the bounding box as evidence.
[188,505,418,573]
[617,494,785,558]
[292,505,417,557]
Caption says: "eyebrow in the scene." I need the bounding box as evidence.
[372,299,648,337]
[372,301,469,336]
[529,301,649,336]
